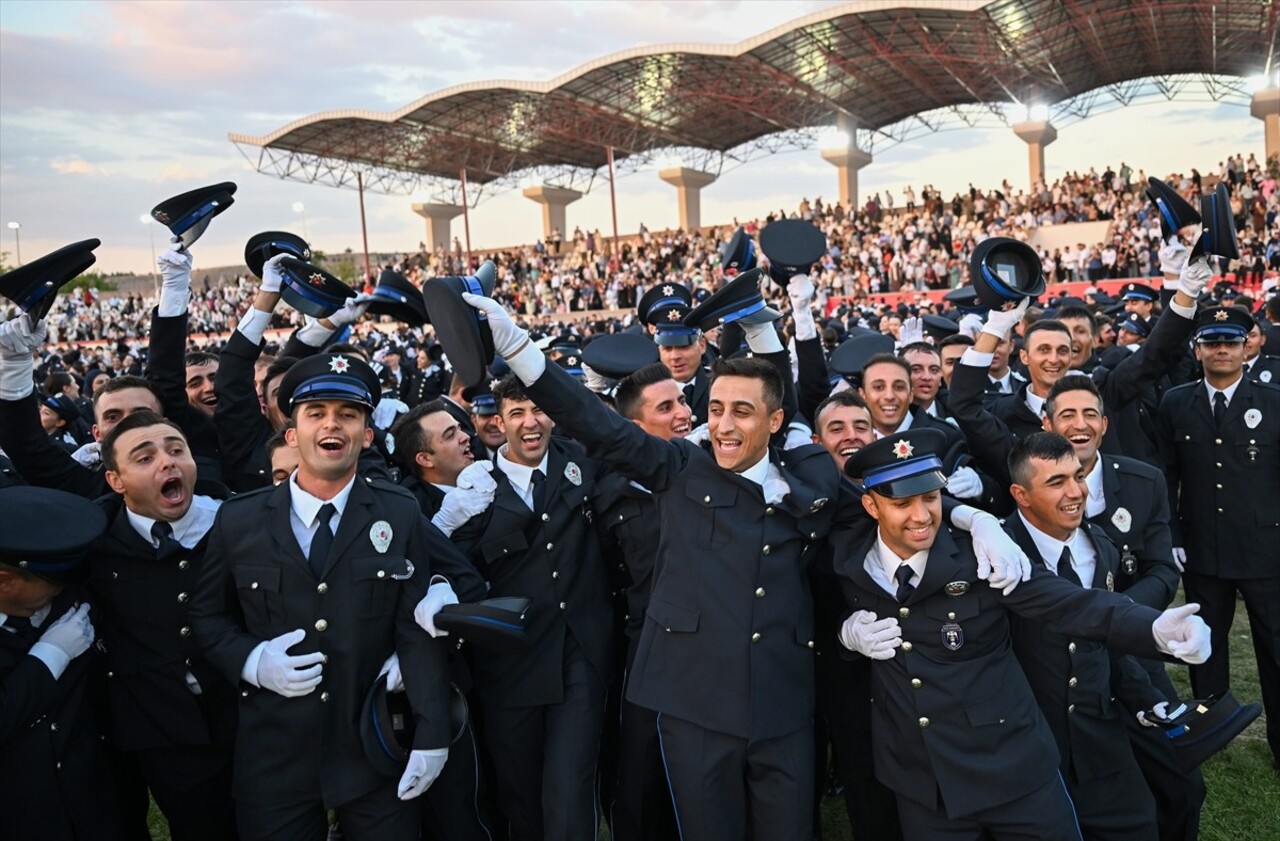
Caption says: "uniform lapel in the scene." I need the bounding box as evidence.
[1002,515,1046,569]
[908,527,964,604]
[1084,523,1117,590]
[266,482,309,571]
[323,478,378,576]
[1222,377,1254,430]
[1098,456,1122,521]
[1190,381,1215,428]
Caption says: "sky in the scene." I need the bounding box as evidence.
[0,0,1269,275]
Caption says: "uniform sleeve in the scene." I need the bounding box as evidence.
[945,359,1016,489]
[1110,653,1169,711]
[1093,307,1195,411]
[795,336,829,427]
[0,393,104,499]
[1002,565,1162,659]
[420,517,487,603]
[212,330,275,483]
[1125,469,1179,609]
[399,513,452,750]
[1153,393,1185,548]
[0,655,60,748]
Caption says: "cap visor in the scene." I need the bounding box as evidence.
[870,470,948,499]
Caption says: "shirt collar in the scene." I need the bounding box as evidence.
[0,603,52,631]
[496,447,549,496]
[738,450,772,489]
[1083,457,1105,516]
[1017,510,1078,569]
[1204,374,1244,405]
[873,410,914,440]
[1024,387,1047,418]
[126,495,220,548]
[289,472,357,528]
[875,533,928,585]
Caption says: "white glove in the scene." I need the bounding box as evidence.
[70,441,103,468]
[945,466,983,500]
[838,611,901,660]
[326,292,374,329]
[1172,547,1186,573]
[783,421,814,451]
[958,313,984,340]
[455,461,497,493]
[1177,254,1212,300]
[36,603,95,661]
[980,297,1030,341]
[788,275,817,342]
[969,511,1031,595]
[379,652,404,693]
[156,245,193,291]
[1152,603,1211,664]
[413,581,459,638]
[261,252,289,295]
[397,748,449,800]
[255,628,325,698]
[460,292,529,358]
[372,397,409,431]
[431,485,494,537]
[0,313,47,356]
[899,316,925,346]
[1158,236,1191,278]
[741,320,783,354]
[1137,701,1174,728]
[685,423,710,446]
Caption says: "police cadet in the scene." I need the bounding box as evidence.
[390,398,479,516]
[636,281,710,424]
[1243,313,1280,384]
[1156,305,1280,770]
[93,410,239,841]
[191,353,474,841]
[833,429,1211,840]
[1,486,125,841]
[463,378,504,460]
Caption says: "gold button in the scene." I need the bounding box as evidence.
[947,612,956,620]
[315,619,328,632]
[807,640,814,649]
[552,571,560,579]
[898,607,910,618]
[377,570,386,579]
[901,641,913,652]
[1067,704,1076,714]
[111,572,118,579]
[178,560,190,570]
[559,602,566,610]
[1216,484,1223,489]
[251,582,259,590]
[546,542,554,550]
[317,583,328,594]
[1068,642,1076,653]
[704,495,711,503]
[755,587,766,598]
[1216,462,1222,468]
[542,513,550,522]
[51,722,59,731]
[762,545,771,555]
[911,678,922,689]
[179,626,191,637]
[320,691,330,703]
[751,632,762,643]
[765,507,775,516]
[918,717,930,728]
[1217,508,1223,513]
[1068,677,1078,687]
[177,592,189,602]
[1215,438,1222,445]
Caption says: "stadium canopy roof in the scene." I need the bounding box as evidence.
[230,0,1277,204]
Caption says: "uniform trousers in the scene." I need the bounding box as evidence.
[895,772,1083,841]
[135,742,238,841]
[820,709,901,840]
[610,695,678,841]
[421,717,498,841]
[1066,761,1157,841]
[1183,571,1280,761]
[1122,710,1204,841]
[236,777,419,841]
[656,712,813,841]
[480,635,607,841]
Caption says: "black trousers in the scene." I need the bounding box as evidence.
[421,717,498,841]
[236,778,419,841]
[657,712,813,841]
[1065,762,1157,841]
[896,772,1083,841]
[1122,708,1204,841]
[1183,572,1280,762]
[610,697,677,841]
[480,636,607,841]
[135,743,238,841]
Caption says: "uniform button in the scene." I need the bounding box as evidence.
[1067,704,1076,714]
[1217,508,1224,514]
[320,692,330,703]
[317,583,328,594]
[559,602,567,610]
[177,592,189,602]
[542,513,550,522]
[112,572,118,579]
[918,717,930,728]
[1068,677,1078,687]
[1216,484,1223,489]
[241,689,249,697]
[704,495,711,503]
[552,571,560,579]
[762,545,771,555]
[751,632,762,643]
[50,722,59,731]
[377,570,386,579]
[1068,642,1077,653]
[911,678,922,689]
[901,641,913,652]
[765,507,775,516]
[617,514,624,521]
[315,619,328,632]
[807,640,814,649]
[1216,463,1222,468]
[107,671,114,678]
[546,542,554,551]
[56,762,62,770]
[947,612,956,620]
[185,658,192,666]
[179,626,191,637]
[178,560,190,570]
[251,582,259,590]
[755,587,766,598]
[898,607,910,618]
[1214,438,1222,445]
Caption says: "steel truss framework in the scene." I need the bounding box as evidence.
[230,0,1277,206]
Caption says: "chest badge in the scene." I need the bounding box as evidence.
[944,580,969,597]
[1262,370,1273,383]
[1111,506,1132,533]
[564,461,583,486]
[1244,409,1262,429]
[369,521,393,554]
[1105,570,1115,592]
[1120,548,1137,576]
[941,622,964,651]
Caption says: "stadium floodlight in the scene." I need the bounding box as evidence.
[1026,103,1050,122]
[819,127,851,150]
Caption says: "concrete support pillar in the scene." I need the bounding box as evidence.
[657,166,717,231]
[1012,120,1057,189]
[820,146,873,210]
[411,202,464,252]
[521,185,583,239]
[1251,87,1280,165]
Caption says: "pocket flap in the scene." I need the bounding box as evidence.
[684,479,737,509]
[646,596,700,632]
[925,592,980,621]
[350,555,412,582]
[480,532,529,564]
[232,564,280,592]
[965,693,1014,727]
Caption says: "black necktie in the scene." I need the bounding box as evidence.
[309,503,337,578]
[894,563,915,603]
[1212,391,1227,428]
[1058,546,1083,587]
[530,469,547,514]
[151,521,184,562]
[4,613,40,643]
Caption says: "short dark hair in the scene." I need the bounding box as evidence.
[615,363,675,420]
[102,410,185,472]
[92,375,160,411]
[265,422,293,458]
[261,356,300,406]
[492,374,535,413]
[937,334,975,351]
[44,371,74,395]
[184,351,218,368]
[861,353,911,380]
[1055,306,1096,336]
[900,341,940,359]
[390,399,449,461]
[814,390,868,427]
[709,356,783,412]
[1008,431,1076,487]
[1045,374,1105,417]
[1023,318,1072,346]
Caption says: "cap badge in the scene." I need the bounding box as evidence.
[668,309,682,322]
[893,440,914,460]
[369,521,393,554]
[1214,310,1228,321]
[1111,506,1132,533]
[565,461,582,487]
[328,356,350,373]
[490,379,500,391]
[153,211,170,224]
[309,272,326,287]
[566,356,578,367]
[1244,408,1262,429]
[662,285,674,295]
[944,580,969,596]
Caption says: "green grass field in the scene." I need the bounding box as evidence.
[148,595,1276,841]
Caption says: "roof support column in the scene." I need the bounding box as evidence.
[658,166,717,232]
[522,185,582,241]
[820,115,871,210]
[1012,120,1057,190]
[411,202,464,253]
[1251,87,1280,166]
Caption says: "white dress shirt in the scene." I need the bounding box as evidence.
[126,494,221,549]
[1017,511,1098,588]
[1083,458,1106,519]
[1203,374,1243,412]
[738,451,790,505]
[865,535,928,598]
[495,448,550,511]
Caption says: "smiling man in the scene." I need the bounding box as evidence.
[184,352,219,417]
[390,399,477,517]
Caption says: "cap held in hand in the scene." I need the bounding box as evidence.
[150,182,237,248]
[420,260,498,387]
[0,239,101,322]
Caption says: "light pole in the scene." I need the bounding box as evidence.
[292,201,309,241]
[6,221,20,266]
[141,214,158,298]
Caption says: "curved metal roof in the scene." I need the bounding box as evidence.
[230,0,1276,196]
